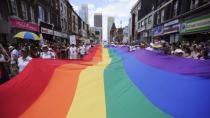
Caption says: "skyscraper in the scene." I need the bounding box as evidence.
[94,13,102,27]
[107,17,115,42]
[79,4,88,24]
[94,13,103,42]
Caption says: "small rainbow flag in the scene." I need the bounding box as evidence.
[0,45,210,118]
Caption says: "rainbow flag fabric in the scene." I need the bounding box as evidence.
[0,45,210,118]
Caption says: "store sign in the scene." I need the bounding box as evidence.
[41,27,54,35]
[181,15,210,33]
[164,19,179,27]
[152,25,163,37]
[54,31,68,38]
[9,18,39,32]
[163,19,180,35]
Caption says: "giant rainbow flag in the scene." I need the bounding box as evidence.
[0,45,210,118]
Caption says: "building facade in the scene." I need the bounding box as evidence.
[0,0,89,46]
[153,0,210,43]
[130,1,140,43]
[107,17,115,43]
[131,0,210,44]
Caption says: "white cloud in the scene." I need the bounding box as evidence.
[72,4,79,14]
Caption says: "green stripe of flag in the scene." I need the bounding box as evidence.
[104,49,171,118]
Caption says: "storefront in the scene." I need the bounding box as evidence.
[9,17,39,43]
[54,31,68,43]
[181,14,210,42]
[40,22,54,41]
[163,19,180,43]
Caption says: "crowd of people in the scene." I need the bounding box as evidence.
[111,39,210,60]
[0,41,93,84]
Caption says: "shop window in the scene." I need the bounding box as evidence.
[30,6,35,22]
[21,1,28,20]
[10,0,18,16]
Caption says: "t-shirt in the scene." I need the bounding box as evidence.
[40,51,54,59]
[11,49,19,64]
[69,47,77,55]
[80,46,86,55]
[18,56,32,72]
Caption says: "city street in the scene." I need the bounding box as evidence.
[0,0,210,118]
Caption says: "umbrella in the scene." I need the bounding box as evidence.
[14,31,40,41]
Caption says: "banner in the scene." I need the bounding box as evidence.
[9,18,39,32]
[69,35,76,45]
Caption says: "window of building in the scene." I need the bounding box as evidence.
[47,12,50,23]
[21,1,28,20]
[30,6,35,22]
[55,2,58,10]
[190,0,195,9]
[10,0,18,16]
[38,6,45,22]
[148,15,152,24]
[173,0,178,16]
[144,18,147,25]
[195,0,199,7]
[157,12,160,24]
[138,22,141,29]
[161,9,165,23]
[141,21,144,27]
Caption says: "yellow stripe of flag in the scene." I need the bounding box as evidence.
[66,48,111,118]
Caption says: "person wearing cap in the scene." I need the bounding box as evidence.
[9,45,19,77]
[17,48,32,73]
[40,45,55,59]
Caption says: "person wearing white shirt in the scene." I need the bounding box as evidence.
[79,45,86,58]
[9,46,19,76]
[18,48,32,73]
[9,46,19,65]
[40,45,55,59]
[68,44,77,59]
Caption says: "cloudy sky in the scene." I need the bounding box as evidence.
[69,0,138,40]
